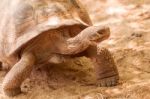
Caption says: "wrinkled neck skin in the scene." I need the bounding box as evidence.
[1,25,110,68]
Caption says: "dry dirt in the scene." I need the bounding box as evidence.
[0,0,150,99]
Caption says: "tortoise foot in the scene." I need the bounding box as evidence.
[3,87,21,97]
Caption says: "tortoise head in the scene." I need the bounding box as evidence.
[89,26,110,43]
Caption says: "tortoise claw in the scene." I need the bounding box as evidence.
[96,75,119,87]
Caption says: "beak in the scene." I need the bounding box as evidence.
[91,26,110,43]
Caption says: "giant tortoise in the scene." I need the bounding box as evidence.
[0,0,119,96]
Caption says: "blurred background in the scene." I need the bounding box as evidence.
[0,0,150,99]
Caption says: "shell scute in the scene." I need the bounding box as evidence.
[0,0,92,64]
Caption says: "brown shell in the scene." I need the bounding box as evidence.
[0,0,92,63]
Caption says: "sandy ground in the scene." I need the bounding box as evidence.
[0,0,150,99]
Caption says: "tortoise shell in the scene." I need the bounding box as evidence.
[0,0,92,65]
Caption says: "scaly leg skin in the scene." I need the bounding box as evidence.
[86,46,119,87]
[2,52,35,96]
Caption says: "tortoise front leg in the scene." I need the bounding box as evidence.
[2,52,35,96]
[85,45,119,87]
[56,45,119,87]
